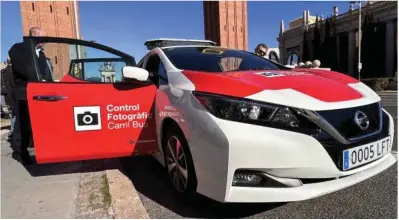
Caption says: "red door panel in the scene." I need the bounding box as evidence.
[27,82,158,164]
[59,74,87,83]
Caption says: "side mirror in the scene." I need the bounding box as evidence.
[122,66,149,81]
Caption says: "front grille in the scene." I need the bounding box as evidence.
[316,102,381,140]
[318,111,390,171]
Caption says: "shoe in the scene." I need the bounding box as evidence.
[22,156,33,165]
[11,152,22,162]
[12,152,33,165]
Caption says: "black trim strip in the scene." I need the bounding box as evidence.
[23,36,136,65]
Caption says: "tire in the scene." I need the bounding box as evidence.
[163,123,197,201]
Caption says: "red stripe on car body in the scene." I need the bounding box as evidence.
[181,69,363,102]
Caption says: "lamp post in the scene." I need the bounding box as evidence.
[73,0,81,60]
[357,1,362,80]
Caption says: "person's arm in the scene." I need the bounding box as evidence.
[8,43,39,82]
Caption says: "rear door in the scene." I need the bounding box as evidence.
[23,36,158,164]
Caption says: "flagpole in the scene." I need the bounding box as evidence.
[358,1,362,80]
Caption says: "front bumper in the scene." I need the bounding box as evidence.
[189,108,396,203]
[227,153,396,203]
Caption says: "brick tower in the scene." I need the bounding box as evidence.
[203,0,248,51]
[20,1,81,80]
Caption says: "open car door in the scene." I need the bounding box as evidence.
[21,36,158,164]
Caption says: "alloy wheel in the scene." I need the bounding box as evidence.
[165,136,188,192]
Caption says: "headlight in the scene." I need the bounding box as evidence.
[193,92,321,135]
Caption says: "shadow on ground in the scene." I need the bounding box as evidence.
[2,133,121,177]
[22,158,122,177]
[120,156,287,219]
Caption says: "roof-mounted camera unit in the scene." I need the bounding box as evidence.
[144,38,217,50]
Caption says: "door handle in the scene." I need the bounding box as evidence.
[33,95,67,102]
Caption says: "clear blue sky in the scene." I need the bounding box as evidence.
[1,1,351,62]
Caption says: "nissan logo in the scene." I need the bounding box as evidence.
[354,111,370,130]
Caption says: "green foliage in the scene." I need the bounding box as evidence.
[312,16,322,61]
[302,30,311,62]
[100,174,111,206]
[360,13,387,79]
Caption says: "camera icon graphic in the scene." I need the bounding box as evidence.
[77,111,99,126]
[74,106,102,131]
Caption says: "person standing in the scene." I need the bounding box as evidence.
[254,43,269,58]
[8,27,48,165]
[30,27,53,81]
[1,57,16,141]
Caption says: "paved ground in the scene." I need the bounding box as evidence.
[0,133,82,218]
[0,133,114,219]
[121,94,398,219]
[378,92,397,107]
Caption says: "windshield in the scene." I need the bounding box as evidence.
[162,47,286,72]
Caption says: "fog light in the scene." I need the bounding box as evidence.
[232,172,263,186]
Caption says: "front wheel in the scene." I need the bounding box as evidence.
[163,125,197,201]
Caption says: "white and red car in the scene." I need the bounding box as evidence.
[18,37,396,203]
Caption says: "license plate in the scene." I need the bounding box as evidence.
[343,136,392,171]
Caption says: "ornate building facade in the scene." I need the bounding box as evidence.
[278,1,397,78]
[100,62,116,83]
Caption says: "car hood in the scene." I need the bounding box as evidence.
[180,69,381,111]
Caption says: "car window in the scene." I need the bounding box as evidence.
[143,54,163,85]
[33,42,130,82]
[162,47,285,73]
[219,57,243,72]
[141,54,168,85]
[70,58,126,82]
[136,57,145,68]
[158,63,168,84]
[144,54,161,74]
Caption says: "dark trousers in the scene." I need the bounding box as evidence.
[10,88,32,157]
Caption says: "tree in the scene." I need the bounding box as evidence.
[320,16,337,70]
[312,16,322,61]
[330,17,339,71]
[361,13,370,78]
[302,28,311,62]
[361,12,386,79]
[360,13,382,79]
